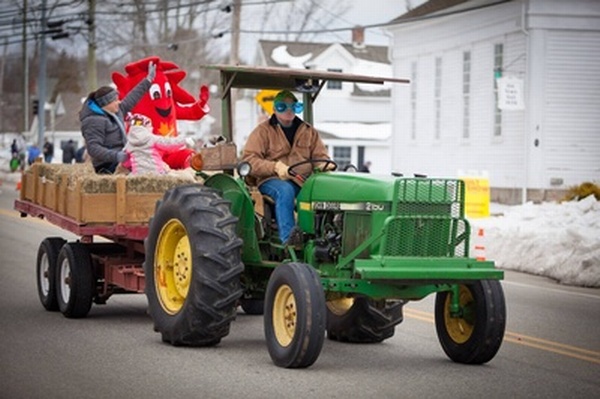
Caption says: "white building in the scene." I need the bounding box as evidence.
[387,0,600,203]
[238,32,397,173]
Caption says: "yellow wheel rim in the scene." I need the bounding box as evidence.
[272,284,296,347]
[444,285,475,344]
[326,297,354,316]
[155,219,192,315]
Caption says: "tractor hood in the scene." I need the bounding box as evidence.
[298,172,400,204]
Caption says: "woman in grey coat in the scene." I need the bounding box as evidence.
[80,62,156,173]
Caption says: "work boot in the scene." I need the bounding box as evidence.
[285,226,304,248]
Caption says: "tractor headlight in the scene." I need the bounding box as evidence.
[237,161,252,177]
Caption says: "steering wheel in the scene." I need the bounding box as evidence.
[288,159,338,182]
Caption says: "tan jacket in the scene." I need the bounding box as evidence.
[242,116,330,186]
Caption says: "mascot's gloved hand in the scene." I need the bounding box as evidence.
[146,62,156,82]
[198,85,210,113]
[185,137,195,148]
[274,161,290,180]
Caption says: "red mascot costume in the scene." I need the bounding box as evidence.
[112,56,210,170]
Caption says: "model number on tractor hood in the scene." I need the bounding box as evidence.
[309,202,389,211]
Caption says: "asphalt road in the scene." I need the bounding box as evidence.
[0,185,599,399]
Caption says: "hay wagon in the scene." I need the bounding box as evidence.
[13,154,230,317]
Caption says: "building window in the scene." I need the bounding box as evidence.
[410,61,417,140]
[434,56,442,140]
[462,51,471,139]
[494,43,504,137]
[333,146,351,169]
[327,68,342,90]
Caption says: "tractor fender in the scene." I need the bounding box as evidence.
[204,173,261,263]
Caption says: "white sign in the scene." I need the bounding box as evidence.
[497,76,525,110]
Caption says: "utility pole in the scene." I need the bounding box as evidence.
[230,0,241,66]
[22,0,29,134]
[229,0,241,143]
[37,0,47,147]
[87,0,97,92]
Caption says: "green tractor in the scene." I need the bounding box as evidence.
[143,65,506,368]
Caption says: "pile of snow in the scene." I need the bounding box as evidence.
[472,196,600,288]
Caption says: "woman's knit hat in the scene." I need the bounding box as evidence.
[95,87,119,107]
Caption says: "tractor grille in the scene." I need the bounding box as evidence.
[381,179,469,257]
[394,178,464,218]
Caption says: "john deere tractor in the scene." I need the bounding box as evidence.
[143,65,506,368]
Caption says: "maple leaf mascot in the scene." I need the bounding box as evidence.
[112,56,210,170]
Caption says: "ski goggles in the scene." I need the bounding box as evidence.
[274,101,304,114]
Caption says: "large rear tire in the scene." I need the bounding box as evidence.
[326,297,404,343]
[144,185,244,346]
[435,280,506,364]
[264,262,326,368]
[36,237,66,311]
[56,242,94,318]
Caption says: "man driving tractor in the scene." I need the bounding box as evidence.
[241,90,331,245]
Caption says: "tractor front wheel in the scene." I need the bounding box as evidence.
[435,280,506,364]
[264,263,326,368]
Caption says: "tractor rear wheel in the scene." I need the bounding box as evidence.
[264,262,326,368]
[326,297,404,343]
[56,242,94,318]
[144,185,243,346]
[435,280,506,364]
[36,237,66,311]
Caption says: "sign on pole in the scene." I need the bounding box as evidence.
[460,172,491,218]
[497,76,525,110]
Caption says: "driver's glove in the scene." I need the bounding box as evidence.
[274,161,290,180]
[322,160,336,171]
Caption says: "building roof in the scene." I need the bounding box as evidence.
[258,40,390,68]
[390,0,511,23]
[395,0,469,20]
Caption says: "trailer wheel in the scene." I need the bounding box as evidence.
[145,185,243,347]
[435,280,506,364]
[56,242,94,318]
[264,262,326,368]
[326,297,404,343]
[36,237,66,311]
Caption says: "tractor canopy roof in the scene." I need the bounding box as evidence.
[200,64,410,141]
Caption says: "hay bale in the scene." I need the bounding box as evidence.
[30,162,201,194]
[73,170,201,193]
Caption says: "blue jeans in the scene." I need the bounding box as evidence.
[259,179,301,243]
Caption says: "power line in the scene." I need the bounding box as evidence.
[224,0,512,35]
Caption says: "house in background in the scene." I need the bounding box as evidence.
[234,29,397,173]
[387,0,600,203]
